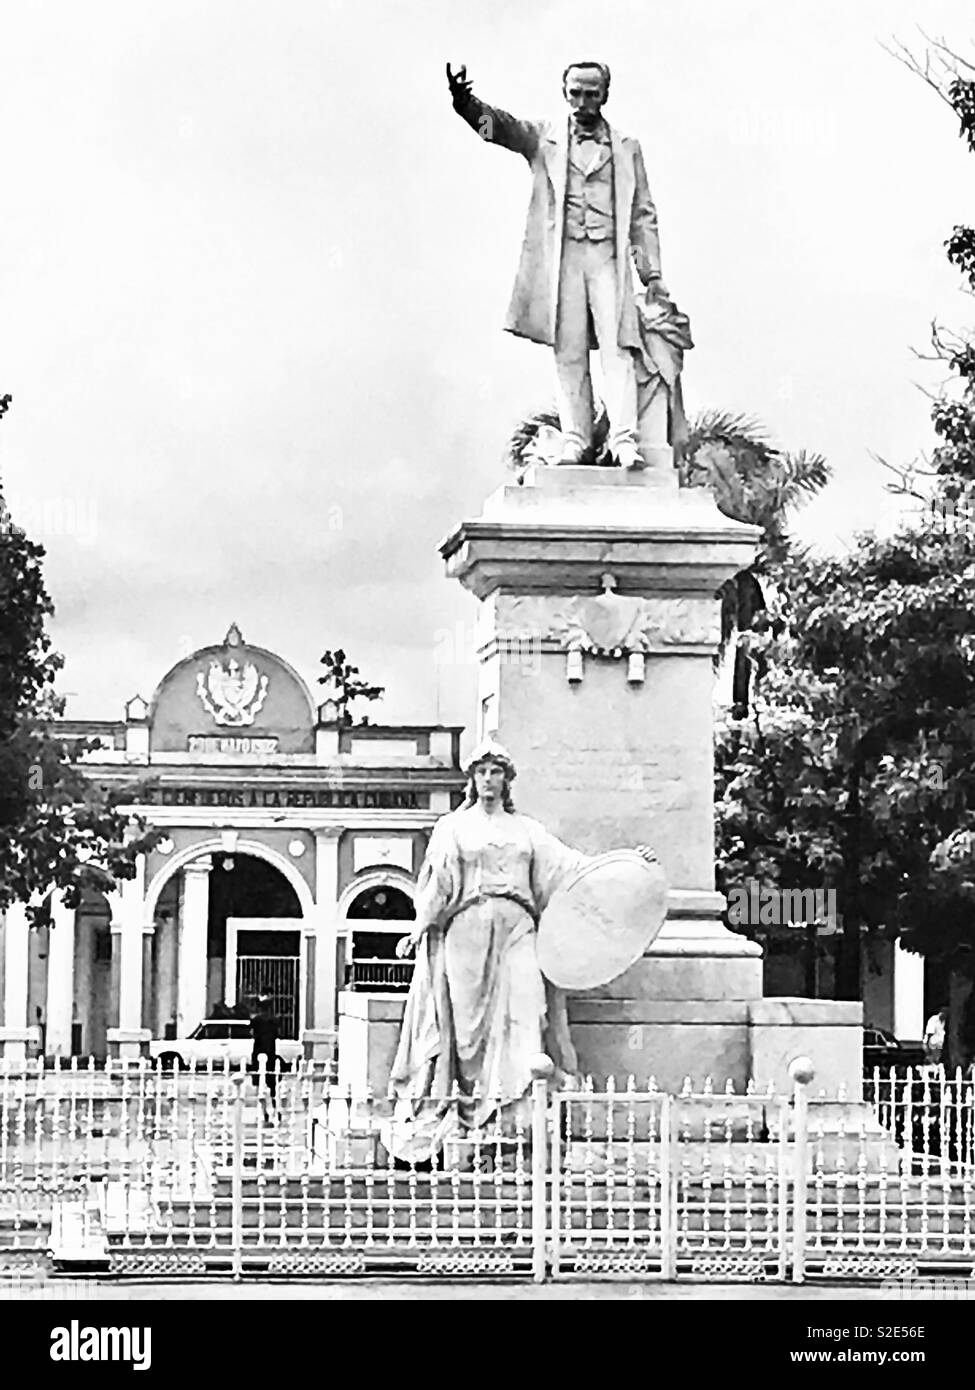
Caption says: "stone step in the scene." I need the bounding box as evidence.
[98,1187,975,1241]
[566,1138,904,1175]
[194,1170,973,1206]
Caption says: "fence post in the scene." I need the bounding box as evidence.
[231,1074,245,1282]
[531,1054,554,1284]
[660,1094,674,1281]
[789,1056,815,1285]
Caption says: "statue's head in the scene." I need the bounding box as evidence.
[562,61,611,125]
[462,737,517,811]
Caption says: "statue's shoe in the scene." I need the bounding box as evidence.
[614,443,646,470]
[558,446,587,465]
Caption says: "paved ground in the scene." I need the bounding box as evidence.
[0,1276,960,1301]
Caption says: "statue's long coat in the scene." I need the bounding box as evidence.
[455,93,663,350]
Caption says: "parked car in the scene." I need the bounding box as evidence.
[148,1018,302,1071]
[862,1025,926,1072]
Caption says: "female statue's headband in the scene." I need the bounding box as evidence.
[463,737,517,780]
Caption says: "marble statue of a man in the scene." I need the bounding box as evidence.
[447,60,671,470]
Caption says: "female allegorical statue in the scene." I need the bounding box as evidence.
[386,738,658,1161]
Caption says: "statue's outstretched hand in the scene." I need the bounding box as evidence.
[446,62,474,107]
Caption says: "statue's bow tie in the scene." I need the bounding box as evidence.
[572,123,608,143]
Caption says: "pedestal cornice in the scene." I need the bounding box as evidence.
[440,478,760,600]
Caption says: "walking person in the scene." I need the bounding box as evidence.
[923,1005,947,1069]
[249,995,280,1120]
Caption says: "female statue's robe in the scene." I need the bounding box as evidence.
[384,804,591,1162]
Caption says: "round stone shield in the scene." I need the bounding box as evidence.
[537,850,668,990]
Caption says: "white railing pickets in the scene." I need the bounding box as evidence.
[624,1075,637,1252]
[531,1058,550,1283]
[659,1093,673,1281]
[514,1087,528,1248]
[558,1092,571,1266]
[490,1095,504,1249]
[186,1105,198,1250]
[35,1064,46,1196]
[774,1097,788,1280]
[4,1056,975,1278]
[791,1065,811,1283]
[941,1085,953,1257]
[676,1084,691,1259]
[15,1066,27,1204]
[0,1062,8,1185]
[877,1121,890,1255]
[84,1058,95,1186]
[604,1074,616,1243]
[231,1075,244,1279]
[386,1093,399,1250]
[721,1083,734,1255]
[549,1087,563,1277]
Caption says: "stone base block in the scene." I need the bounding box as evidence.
[337,991,865,1102]
[337,992,405,1095]
[565,1131,902,1176]
[567,999,752,1091]
[106,1028,151,1060]
[749,998,864,1102]
[568,997,864,1097]
[302,1028,338,1063]
[584,954,762,1002]
[0,1026,41,1060]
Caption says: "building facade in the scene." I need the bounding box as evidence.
[0,625,464,1060]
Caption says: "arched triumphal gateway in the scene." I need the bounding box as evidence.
[0,624,464,1061]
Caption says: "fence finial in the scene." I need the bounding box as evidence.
[530,1053,554,1081]
[788,1056,815,1086]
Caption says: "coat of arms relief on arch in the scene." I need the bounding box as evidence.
[196,658,270,727]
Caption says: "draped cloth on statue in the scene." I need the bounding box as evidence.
[633,287,694,453]
[382,805,592,1163]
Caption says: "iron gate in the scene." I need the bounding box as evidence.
[549,1085,792,1280]
[236,956,299,1037]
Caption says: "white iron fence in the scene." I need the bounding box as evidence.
[1,1058,974,1281]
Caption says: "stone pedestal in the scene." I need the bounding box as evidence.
[336,465,864,1101]
[437,462,861,1090]
[337,992,405,1094]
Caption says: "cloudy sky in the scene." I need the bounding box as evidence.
[1,1,974,733]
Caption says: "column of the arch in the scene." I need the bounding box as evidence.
[0,903,32,1059]
[894,939,925,1042]
[178,858,211,1036]
[45,896,76,1058]
[107,858,151,1059]
[304,827,342,1058]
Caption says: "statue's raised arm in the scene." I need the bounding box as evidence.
[445,61,540,159]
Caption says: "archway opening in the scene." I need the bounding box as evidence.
[347,885,415,921]
[344,883,415,992]
[148,850,306,1041]
[210,853,302,1035]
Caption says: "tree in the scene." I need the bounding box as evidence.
[716,526,975,1002]
[679,411,829,714]
[717,42,975,1022]
[0,399,156,924]
[318,649,385,726]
